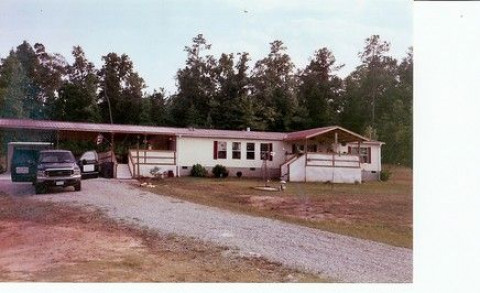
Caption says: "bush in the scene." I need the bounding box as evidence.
[0,164,4,174]
[380,170,392,181]
[236,171,242,178]
[212,164,229,178]
[191,164,208,177]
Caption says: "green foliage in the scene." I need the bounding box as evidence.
[212,164,229,178]
[297,47,343,128]
[0,36,412,167]
[0,52,27,118]
[190,164,208,177]
[380,170,392,182]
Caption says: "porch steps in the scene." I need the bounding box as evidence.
[116,164,132,179]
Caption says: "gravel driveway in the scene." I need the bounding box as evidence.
[0,176,412,282]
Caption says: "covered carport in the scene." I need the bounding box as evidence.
[0,118,177,179]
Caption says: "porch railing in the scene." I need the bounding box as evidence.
[305,152,360,168]
[128,149,176,178]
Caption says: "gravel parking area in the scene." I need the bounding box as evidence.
[0,176,412,282]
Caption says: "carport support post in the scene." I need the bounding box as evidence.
[110,133,115,161]
[136,135,140,178]
[304,137,307,183]
[111,133,116,178]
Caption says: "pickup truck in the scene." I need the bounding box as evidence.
[34,150,82,194]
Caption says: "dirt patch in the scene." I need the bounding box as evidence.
[0,221,144,279]
[0,193,325,282]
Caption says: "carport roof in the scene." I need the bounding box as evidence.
[0,118,286,141]
[0,118,178,136]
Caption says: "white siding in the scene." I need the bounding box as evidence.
[288,154,306,182]
[345,143,382,172]
[286,153,362,183]
[176,137,286,169]
[283,141,382,173]
[306,166,361,183]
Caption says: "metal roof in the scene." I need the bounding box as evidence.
[0,118,178,136]
[284,125,372,142]
[0,118,285,141]
[176,128,286,140]
[0,118,380,143]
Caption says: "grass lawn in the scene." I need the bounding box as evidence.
[144,165,412,248]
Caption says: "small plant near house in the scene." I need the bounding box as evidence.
[212,164,229,178]
[380,170,392,182]
[0,163,5,174]
[190,164,208,177]
[236,171,242,178]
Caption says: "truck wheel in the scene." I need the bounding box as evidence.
[35,184,45,194]
[74,182,81,191]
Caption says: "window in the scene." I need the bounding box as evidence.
[260,143,273,161]
[232,142,241,159]
[349,147,371,164]
[214,141,227,159]
[246,143,255,160]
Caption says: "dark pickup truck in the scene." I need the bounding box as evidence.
[34,150,82,194]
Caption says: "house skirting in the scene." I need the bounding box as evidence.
[178,165,280,179]
[362,170,380,181]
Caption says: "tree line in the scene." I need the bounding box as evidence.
[0,34,412,166]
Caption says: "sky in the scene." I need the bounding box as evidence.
[0,0,412,95]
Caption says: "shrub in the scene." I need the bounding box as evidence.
[191,164,208,177]
[212,164,229,178]
[236,171,242,178]
[380,170,392,182]
[0,164,4,174]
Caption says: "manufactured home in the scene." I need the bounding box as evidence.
[0,118,383,183]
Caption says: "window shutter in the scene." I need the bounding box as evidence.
[367,147,371,164]
[213,141,218,159]
[269,143,273,161]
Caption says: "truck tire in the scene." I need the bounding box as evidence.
[74,181,81,191]
[35,184,45,194]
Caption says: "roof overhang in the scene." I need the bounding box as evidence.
[284,126,373,143]
[0,118,285,141]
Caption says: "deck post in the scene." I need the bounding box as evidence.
[334,131,338,153]
[358,141,361,167]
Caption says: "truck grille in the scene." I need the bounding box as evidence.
[46,170,73,177]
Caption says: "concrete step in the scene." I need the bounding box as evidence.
[116,164,132,179]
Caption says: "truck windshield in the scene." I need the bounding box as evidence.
[39,152,75,163]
